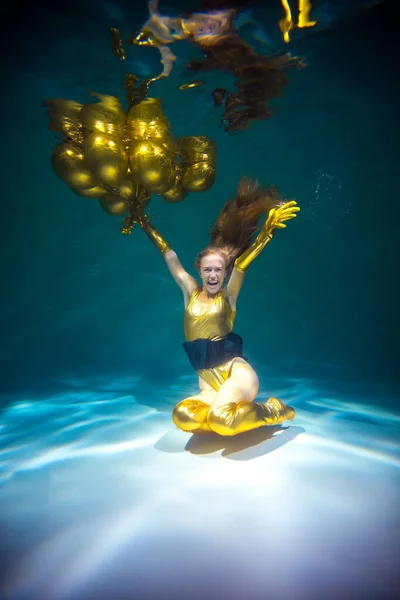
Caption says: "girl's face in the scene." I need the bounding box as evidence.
[199,254,227,296]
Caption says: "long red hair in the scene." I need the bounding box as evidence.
[195,177,284,272]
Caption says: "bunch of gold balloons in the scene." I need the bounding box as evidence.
[43,92,217,228]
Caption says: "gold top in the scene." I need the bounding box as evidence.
[184,289,235,342]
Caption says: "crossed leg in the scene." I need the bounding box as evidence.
[173,359,295,436]
[171,389,214,434]
[208,358,259,411]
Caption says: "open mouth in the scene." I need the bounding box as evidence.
[208,281,219,290]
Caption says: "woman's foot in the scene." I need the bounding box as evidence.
[265,397,296,423]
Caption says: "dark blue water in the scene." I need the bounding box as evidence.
[0,1,399,599]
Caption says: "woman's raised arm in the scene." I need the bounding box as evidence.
[225,200,300,306]
[137,210,198,303]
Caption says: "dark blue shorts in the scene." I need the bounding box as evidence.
[183,332,243,371]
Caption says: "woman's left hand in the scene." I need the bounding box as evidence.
[264,200,300,235]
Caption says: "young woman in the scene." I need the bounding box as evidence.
[135,177,299,436]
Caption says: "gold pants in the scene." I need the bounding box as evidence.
[173,360,295,436]
[172,397,295,437]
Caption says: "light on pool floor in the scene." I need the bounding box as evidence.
[0,376,399,600]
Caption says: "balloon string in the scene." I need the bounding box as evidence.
[120,182,151,235]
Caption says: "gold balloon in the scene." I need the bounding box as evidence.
[127,116,169,131]
[161,166,187,203]
[178,136,217,165]
[70,184,108,198]
[127,97,176,157]
[84,133,128,188]
[81,94,126,135]
[129,127,177,160]
[45,92,218,222]
[116,176,138,200]
[99,194,129,216]
[182,162,216,192]
[157,135,176,156]
[129,140,175,194]
[127,98,168,122]
[129,119,171,140]
[162,185,188,203]
[52,143,100,189]
[42,99,83,140]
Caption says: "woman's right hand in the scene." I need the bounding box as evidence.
[132,202,146,227]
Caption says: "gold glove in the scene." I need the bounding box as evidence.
[136,211,171,254]
[234,200,300,273]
